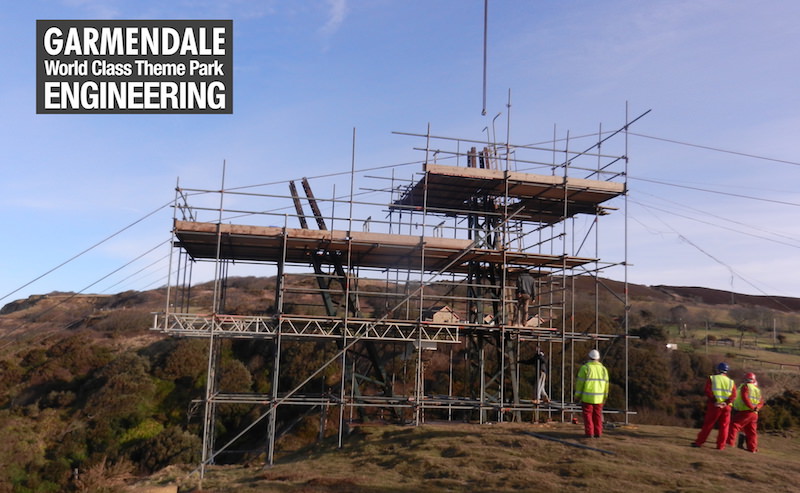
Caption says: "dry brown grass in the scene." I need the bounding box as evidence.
[128,421,799,493]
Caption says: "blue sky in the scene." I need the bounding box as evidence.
[2,0,799,305]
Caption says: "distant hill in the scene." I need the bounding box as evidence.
[3,277,800,347]
[653,285,800,312]
[3,276,799,320]
[571,277,800,312]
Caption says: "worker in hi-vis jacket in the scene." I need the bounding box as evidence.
[574,349,609,438]
[727,372,763,453]
[692,362,736,450]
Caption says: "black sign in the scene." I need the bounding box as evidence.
[36,20,233,114]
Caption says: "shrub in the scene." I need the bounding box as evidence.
[759,389,800,431]
[42,390,77,408]
[44,334,113,377]
[631,324,668,341]
[156,338,208,384]
[83,353,157,452]
[74,456,134,493]
[119,418,164,446]
[91,309,153,334]
[131,426,201,473]
[0,359,24,403]
[218,358,253,393]
[21,348,48,369]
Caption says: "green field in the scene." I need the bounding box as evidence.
[130,421,800,493]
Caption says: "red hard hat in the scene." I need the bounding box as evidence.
[744,372,757,383]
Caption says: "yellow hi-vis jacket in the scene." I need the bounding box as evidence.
[733,383,762,411]
[710,374,734,404]
[574,361,609,404]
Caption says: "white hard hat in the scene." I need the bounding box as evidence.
[588,349,600,360]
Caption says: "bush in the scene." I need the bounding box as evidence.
[83,353,157,453]
[43,334,113,378]
[156,338,208,384]
[74,456,134,493]
[91,309,153,334]
[601,331,710,425]
[119,418,164,446]
[0,359,24,403]
[759,389,800,431]
[632,324,668,342]
[131,426,201,473]
[218,358,253,393]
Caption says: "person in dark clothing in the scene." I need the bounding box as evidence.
[520,347,550,404]
[515,271,535,326]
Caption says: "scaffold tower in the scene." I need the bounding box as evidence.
[152,115,636,472]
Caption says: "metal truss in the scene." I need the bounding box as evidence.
[155,312,461,343]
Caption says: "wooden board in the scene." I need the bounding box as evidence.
[174,220,598,272]
[392,163,625,222]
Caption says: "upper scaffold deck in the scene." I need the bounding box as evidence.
[173,220,597,273]
[392,163,626,223]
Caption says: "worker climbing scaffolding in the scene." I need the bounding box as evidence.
[515,270,535,326]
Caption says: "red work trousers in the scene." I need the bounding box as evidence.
[694,402,731,449]
[727,410,758,452]
[581,402,604,437]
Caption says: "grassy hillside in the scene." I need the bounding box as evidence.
[1,277,799,492]
[128,421,799,493]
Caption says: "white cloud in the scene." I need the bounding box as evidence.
[319,0,347,38]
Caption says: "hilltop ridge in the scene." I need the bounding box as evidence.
[3,276,799,318]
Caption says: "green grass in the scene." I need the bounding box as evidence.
[129,421,800,493]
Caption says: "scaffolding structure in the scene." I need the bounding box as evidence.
[152,117,635,471]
